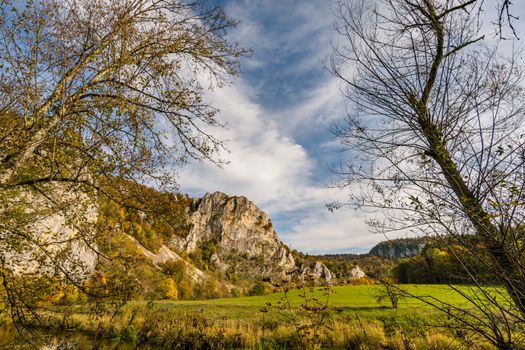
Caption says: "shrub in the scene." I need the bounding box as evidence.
[249,281,267,296]
[155,278,178,300]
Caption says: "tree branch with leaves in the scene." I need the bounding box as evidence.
[0,0,247,327]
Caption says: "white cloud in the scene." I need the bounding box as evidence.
[282,208,376,253]
[177,0,376,254]
[178,79,335,213]
[225,0,334,59]
[274,77,345,138]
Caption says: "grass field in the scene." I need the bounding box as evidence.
[3,284,500,349]
[145,284,477,320]
[160,283,475,307]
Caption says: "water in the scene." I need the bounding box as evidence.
[0,328,139,350]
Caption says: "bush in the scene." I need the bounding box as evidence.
[249,281,269,296]
[155,278,178,300]
[230,288,243,298]
[160,260,186,283]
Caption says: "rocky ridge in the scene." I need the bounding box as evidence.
[173,192,332,284]
[369,237,427,260]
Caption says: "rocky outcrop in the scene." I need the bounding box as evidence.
[348,265,366,280]
[126,234,208,284]
[369,238,427,260]
[301,261,333,285]
[173,192,331,284]
[0,182,98,280]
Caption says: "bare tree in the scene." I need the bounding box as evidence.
[330,0,525,348]
[495,0,519,39]
[375,278,405,309]
[0,0,246,327]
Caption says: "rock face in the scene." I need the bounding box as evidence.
[0,182,98,280]
[302,261,334,285]
[348,265,366,280]
[369,238,427,260]
[173,192,331,284]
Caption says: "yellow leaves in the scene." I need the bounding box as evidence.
[435,249,448,258]
[134,223,143,236]
[155,277,178,300]
[164,278,178,300]
[118,207,126,220]
[487,198,525,218]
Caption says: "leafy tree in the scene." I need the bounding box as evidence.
[159,259,193,299]
[189,238,217,270]
[375,278,405,309]
[393,238,497,284]
[331,0,525,348]
[249,281,267,296]
[98,181,193,253]
[155,277,178,300]
[0,0,246,325]
[193,278,226,299]
[160,259,187,283]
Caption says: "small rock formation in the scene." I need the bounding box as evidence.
[348,265,366,280]
[301,261,333,285]
[173,192,332,284]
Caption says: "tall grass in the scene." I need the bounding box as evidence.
[4,284,505,349]
[21,310,493,349]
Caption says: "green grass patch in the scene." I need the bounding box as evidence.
[5,284,503,349]
[150,284,476,310]
[123,284,487,326]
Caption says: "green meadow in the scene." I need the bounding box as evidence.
[147,284,474,320]
[160,284,473,307]
[3,284,500,349]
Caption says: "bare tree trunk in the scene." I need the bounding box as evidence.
[403,0,525,319]
[331,0,525,346]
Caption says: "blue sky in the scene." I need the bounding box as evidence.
[178,0,378,254]
[178,0,525,254]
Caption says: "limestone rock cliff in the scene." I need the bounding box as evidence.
[369,238,427,260]
[0,182,98,280]
[301,261,333,285]
[348,265,366,280]
[173,192,331,284]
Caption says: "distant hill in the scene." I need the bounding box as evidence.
[314,235,495,285]
[312,237,431,280]
[368,237,429,259]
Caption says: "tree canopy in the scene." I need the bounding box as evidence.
[331,0,525,347]
[0,0,246,326]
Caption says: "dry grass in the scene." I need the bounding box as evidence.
[17,305,495,349]
[4,284,508,349]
